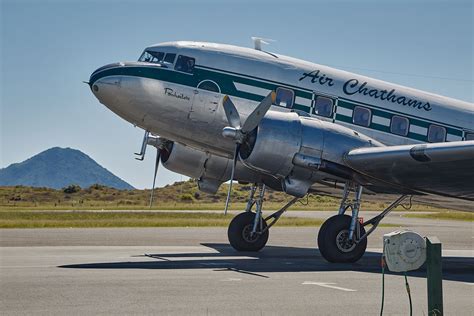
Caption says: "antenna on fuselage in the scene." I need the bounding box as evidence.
[251,37,275,51]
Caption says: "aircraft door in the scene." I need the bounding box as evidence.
[189,89,219,124]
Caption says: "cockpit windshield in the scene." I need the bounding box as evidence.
[138,50,176,65]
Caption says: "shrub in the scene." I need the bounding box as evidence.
[89,183,106,190]
[63,185,81,194]
[179,193,194,202]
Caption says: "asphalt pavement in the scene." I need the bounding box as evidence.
[0,212,473,315]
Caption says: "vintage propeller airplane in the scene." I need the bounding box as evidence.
[88,39,474,263]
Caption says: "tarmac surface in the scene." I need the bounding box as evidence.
[1,212,473,315]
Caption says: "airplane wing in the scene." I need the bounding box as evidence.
[344,141,474,202]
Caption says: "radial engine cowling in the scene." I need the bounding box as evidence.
[239,111,382,197]
[160,142,260,194]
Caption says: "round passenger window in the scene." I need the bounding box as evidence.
[197,80,220,93]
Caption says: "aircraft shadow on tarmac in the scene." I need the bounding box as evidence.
[59,243,473,283]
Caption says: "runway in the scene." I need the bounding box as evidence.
[1,215,473,315]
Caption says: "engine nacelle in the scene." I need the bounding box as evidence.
[239,111,382,196]
[161,142,260,194]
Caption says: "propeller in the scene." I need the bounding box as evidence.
[146,136,169,209]
[149,147,161,208]
[221,91,276,214]
[134,131,167,209]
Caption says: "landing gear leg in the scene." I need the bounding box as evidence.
[228,184,268,251]
[318,183,367,263]
[318,183,410,263]
[227,184,299,252]
[244,185,257,212]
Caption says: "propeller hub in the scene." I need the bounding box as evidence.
[222,126,245,143]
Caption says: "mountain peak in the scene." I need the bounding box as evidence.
[0,147,134,190]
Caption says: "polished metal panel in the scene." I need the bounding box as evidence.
[241,111,301,177]
[161,143,207,179]
[345,140,474,201]
[292,153,322,169]
[161,142,262,193]
[317,119,383,164]
[240,110,380,196]
[197,178,222,194]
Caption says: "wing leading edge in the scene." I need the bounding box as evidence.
[344,141,474,202]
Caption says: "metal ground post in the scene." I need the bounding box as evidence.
[426,236,443,316]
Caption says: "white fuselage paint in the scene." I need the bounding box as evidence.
[91,41,474,159]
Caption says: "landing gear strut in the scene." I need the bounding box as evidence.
[318,182,410,263]
[227,184,299,252]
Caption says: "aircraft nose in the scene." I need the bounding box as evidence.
[89,63,123,105]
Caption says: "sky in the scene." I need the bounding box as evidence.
[1,0,473,189]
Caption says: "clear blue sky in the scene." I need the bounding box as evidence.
[1,0,473,189]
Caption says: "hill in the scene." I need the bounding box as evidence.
[0,180,335,210]
[0,147,134,190]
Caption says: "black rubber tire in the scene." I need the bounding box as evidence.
[317,215,333,260]
[317,214,367,263]
[228,212,269,252]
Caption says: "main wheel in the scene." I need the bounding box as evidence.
[317,214,367,263]
[228,212,269,252]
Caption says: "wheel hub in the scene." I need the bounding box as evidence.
[242,224,259,243]
[335,229,356,252]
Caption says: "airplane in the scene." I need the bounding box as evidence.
[88,39,474,263]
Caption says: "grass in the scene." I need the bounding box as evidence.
[405,211,474,222]
[0,211,327,228]
[1,182,466,228]
[0,182,451,212]
[0,182,335,211]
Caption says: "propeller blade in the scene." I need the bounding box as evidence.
[224,144,240,215]
[135,130,150,160]
[149,148,161,208]
[241,91,275,133]
[222,95,241,129]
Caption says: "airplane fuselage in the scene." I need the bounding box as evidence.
[90,41,473,162]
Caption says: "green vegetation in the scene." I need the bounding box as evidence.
[0,211,325,228]
[2,181,466,228]
[62,184,81,194]
[405,211,474,222]
[0,181,450,212]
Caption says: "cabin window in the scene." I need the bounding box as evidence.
[197,80,220,93]
[353,106,371,127]
[390,115,409,136]
[465,133,474,141]
[275,87,294,108]
[427,124,446,143]
[175,55,195,74]
[313,96,334,117]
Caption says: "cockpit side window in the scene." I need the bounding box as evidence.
[164,53,176,64]
[138,51,175,65]
[175,55,195,74]
[139,51,163,63]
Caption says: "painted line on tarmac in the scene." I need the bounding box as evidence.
[302,281,356,292]
[221,278,242,282]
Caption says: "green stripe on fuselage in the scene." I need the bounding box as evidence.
[90,64,463,141]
